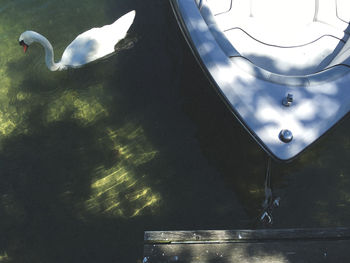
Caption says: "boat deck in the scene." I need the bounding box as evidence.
[204,0,350,75]
[143,228,350,262]
[170,0,350,161]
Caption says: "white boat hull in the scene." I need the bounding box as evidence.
[170,0,350,161]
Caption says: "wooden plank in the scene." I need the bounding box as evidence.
[144,228,350,244]
[143,240,350,263]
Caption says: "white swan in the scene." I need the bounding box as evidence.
[19,10,136,71]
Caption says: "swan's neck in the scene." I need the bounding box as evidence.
[28,31,63,71]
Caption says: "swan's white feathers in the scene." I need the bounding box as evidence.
[61,10,136,67]
[19,10,136,71]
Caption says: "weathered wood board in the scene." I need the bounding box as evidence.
[143,228,350,263]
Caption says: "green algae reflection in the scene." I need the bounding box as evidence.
[0,0,160,222]
[0,0,108,139]
[0,252,10,263]
[45,86,108,125]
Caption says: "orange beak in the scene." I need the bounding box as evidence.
[19,40,29,53]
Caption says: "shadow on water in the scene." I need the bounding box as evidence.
[0,1,179,263]
[0,121,114,262]
[178,37,275,222]
[0,1,249,262]
[180,43,350,226]
[1,0,350,262]
[174,7,350,230]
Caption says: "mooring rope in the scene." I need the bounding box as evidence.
[260,157,280,225]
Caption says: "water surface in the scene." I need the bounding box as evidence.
[0,0,350,262]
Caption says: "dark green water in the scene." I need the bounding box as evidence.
[0,0,350,262]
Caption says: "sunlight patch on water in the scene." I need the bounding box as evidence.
[0,66,19,137]
[45,86,108,125]
[0,0,161,222]
[83,123,160,218]
[0,112,16,136]
[0,252,10,262]
[0,3,31,139]
[0,0,112,139]
[111,125,158,166]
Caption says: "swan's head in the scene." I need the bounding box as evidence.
[19,31,35,53]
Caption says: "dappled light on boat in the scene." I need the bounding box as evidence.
[174,0,350,160]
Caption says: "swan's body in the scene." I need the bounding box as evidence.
[19,10,136,71]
